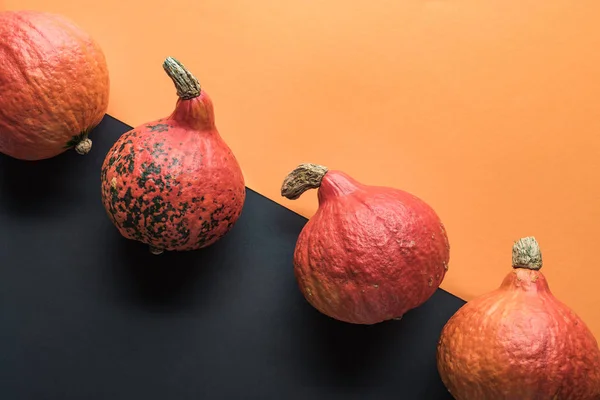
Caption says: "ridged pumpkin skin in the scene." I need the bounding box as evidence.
[436,237,600,400]
[281,164,450,325]
[0,10,110,160]
[100,58,245,254]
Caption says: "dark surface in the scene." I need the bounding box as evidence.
[0,115,465,400]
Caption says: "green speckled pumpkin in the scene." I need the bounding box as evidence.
[100,57,245,254]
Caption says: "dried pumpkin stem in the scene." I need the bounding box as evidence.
[74,138,92,155]
[281,163,329,200]
[149,245,164,255]
[162,57,201,100]
[511,236,542,270]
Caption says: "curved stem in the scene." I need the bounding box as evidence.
[281,163,329,200]
[162,57,201,100]
[512,236,542,270]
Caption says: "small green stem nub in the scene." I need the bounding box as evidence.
[281,163,329,200]
[162,57,201,100]
[512,236,543,270]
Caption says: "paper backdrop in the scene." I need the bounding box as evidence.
[4,0,600,337]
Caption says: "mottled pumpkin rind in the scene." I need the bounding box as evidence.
[293,171,450,325]
[0,10,110,160]
[100,94,245,252]
[436,268,600,400]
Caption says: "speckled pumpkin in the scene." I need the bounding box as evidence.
[436,237,600,400]
[100,57,245,254]
[0,10,109,160]
[281,163,450,324]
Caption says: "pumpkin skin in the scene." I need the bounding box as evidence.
[0,10,110,160]
[281,164,450,324]
[436,237,600,400]
[100,57,245,254]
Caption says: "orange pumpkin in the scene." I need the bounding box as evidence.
[281,163,450,324]
[0,10,110,160]
[436,237,600,399]
[101,57,246,255]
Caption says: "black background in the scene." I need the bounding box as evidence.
[0,115,465,399]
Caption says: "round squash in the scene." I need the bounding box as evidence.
[101,57,245,255]
[281,163,450,324]
[0,10,110,160]
[436,237,600,400]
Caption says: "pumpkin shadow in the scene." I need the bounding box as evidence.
[0,151,81,217]
[108,233,225,313]
[286,294,404,388]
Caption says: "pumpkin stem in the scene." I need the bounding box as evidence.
[74,138,92,155]
[162,57,201,100]
[281,163,329,200]
[511,236,543,270]
[149,245,164,255]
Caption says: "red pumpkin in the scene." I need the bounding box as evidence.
[0,10,110,160]
[281,163,450,324]
[100,57,245,255]
[436,237,600,400]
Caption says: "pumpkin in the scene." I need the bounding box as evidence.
[0,10,110,160]
[100,57,245,255]
[436,237,600,400]
[280,163,450,324]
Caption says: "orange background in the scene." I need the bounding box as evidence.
[4,1,600,336]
